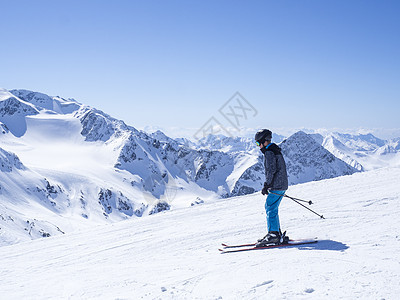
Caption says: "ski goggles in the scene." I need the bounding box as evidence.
[255,140,263,146]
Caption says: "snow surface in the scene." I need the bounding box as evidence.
[0,166,399,299]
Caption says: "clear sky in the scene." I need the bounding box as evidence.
[1,0,399,138]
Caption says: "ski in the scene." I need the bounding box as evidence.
[219,240,317,254]
[221,242,258,248]
[222,231,290,248]
[221,239,301,249]
[221,239,309,248]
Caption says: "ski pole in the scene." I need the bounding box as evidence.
[283,194,313,205]
[269,191,325,219]
[269,192,313,205]
[288,196,325,219]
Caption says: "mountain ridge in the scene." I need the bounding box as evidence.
[0,88,392,246]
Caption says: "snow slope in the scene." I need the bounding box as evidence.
[0,166,399,299]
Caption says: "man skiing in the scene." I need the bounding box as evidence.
[255,129,289,246]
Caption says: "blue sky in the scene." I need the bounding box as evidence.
[1,0,399,138]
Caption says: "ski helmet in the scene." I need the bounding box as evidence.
[255,129,272,144]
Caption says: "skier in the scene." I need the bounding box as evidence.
[255,129,289,245]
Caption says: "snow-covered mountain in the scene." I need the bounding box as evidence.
[227,131,361,196]
[0,146,68,245]
[321,135,364,171]
[0,88,234,245]
[281,131,358,184]
[190,133,285,153]
[0,89,39,137]
[0,88,374,246]
[310,131,400,171]
[333,132,386,151]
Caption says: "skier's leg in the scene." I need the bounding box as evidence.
[265,190,285,232]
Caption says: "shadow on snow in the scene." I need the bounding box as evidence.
[294,240,349,252]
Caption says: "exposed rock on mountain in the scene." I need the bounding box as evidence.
[281,131,359,184]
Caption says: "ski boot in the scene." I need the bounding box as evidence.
[256,231,289,247]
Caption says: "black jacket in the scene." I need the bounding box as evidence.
[263,143,288,190]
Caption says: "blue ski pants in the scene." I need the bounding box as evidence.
[265,190,286,232]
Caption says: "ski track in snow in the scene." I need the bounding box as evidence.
[1,167,400,299]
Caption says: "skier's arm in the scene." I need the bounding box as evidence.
[264,151,277,186]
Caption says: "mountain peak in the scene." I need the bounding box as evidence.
[0,89,40,137]
[10,89,82,115]
[281,131,359,184]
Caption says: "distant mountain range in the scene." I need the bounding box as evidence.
[0,88,399,246]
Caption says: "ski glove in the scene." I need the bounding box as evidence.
[261,182,270,195]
